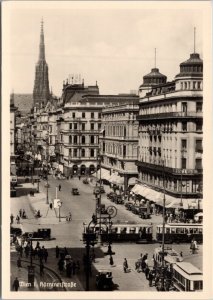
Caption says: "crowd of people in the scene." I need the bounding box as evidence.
[10,209,27,225]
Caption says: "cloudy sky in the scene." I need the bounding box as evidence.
[4,2,204,97]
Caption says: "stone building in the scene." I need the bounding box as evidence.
[100,102,139,191]
[136,51,203,210]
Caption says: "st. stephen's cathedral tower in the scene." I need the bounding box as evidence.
[33,19,50,107]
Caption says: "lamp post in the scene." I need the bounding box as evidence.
[82,205,117,291]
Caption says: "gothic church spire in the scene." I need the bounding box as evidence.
[33,19,50,107]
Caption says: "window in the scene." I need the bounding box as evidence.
[91,112,94,119]
[90,149,94,157]
[73,149,77,157]
[74,123,77,130]
[182,102,187,113]
[82,136,85,144]
[98,123,101,130]
[195,158,202,170]
[182,122,187,132]
[82,112,85,118]
[195,140,202,153]
[196,122,202,131]
[69,136,72,144]
[72,112,75,119]
[123,145,126,158]
[90,136,94,144]
[196,102,202,112]
[69,149,72,157]
[82,123,85,131]
[74,136,77,144]
[181,158,187,169]
[91,123,94,130]
[81,149,85,157]
[69,123,72,130]
[181,139,187,150]
[98,112,101,119]
[197,82,201,89]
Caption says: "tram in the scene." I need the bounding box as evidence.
[156,223,203,243]
[153,246,183,268]
[172,262,203,291]
[88,222,153,243]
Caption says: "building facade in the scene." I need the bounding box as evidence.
[136,52,203,209]
[100,102,139,191]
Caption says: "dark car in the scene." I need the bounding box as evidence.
[10,226,22,236]
[83,178,89,184]
[139,207,151,219]
[131,205,140,214]
[114,195,124,204]
[93,186,105,195]
[72,188,80,195]
[96,270,113,291]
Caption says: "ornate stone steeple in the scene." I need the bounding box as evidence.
[33,19,50,107]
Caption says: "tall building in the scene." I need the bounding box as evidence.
[33,19,50,107]
[136,50,203,211]
[100,102,139,192]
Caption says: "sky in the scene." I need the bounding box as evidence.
[4,2,203,97]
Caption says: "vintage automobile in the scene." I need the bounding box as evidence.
[93,186,105,195]
[139,206,151,219]
[96,269,113,290]
[114,195,124,205]
[10,226,22,236]
[22,228,51,240]
[83,178,89,184]
[125,201,135,211]
[72,188,80,195]
[131,205,141,214]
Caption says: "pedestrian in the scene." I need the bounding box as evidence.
[13,277,20,291]
[180,251,183,257]
[40,262,44,276]
[25,245,29,258]
[22,209,26,219]
[66,262,72,277]
[109,255,114,266]
[49,203,53,209]
[59,184,61,191]
[73,260,76,275]
[64,247,68,256]
[19,245,23,258]
[44,249,48,263]
[58,258,64,274]
[10,214,14,224]
[56,245,60,258]
[16,215,20,224]
[17,256,22,269]
[123,258,128,273]
[145,266,150,279]
[76,260,80,272]
[149,270,154,287]
[19,209,22,218]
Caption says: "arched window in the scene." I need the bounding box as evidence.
[90,136,94,144]
[74,136,77,144]
[69,135,72,144]
[90,149,94,157]
[82,136,85,144]
[82,149,85,157]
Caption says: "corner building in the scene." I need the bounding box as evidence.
[136,52,203,211]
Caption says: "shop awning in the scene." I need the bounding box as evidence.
[109,173,124,185]
[95,168,111,181]
[128,177,138,186]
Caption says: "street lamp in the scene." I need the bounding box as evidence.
[82,205,117,291]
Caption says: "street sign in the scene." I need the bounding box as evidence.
[54,198,62,208]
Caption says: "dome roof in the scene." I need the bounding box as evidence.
[139,68,167,88]
[176,53,203,78]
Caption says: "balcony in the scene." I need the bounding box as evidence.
[137,111,202,121]
[136,161,203,175]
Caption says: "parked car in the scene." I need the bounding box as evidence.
[131,205,141,215]
[96,269,113,291]
[139,206,151,219]
[83,178,89,184]
[93,186,105,195]
[10,226,22,236]
[72,188,80,195]
[114,195,124,204]
[125,202,134,211]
